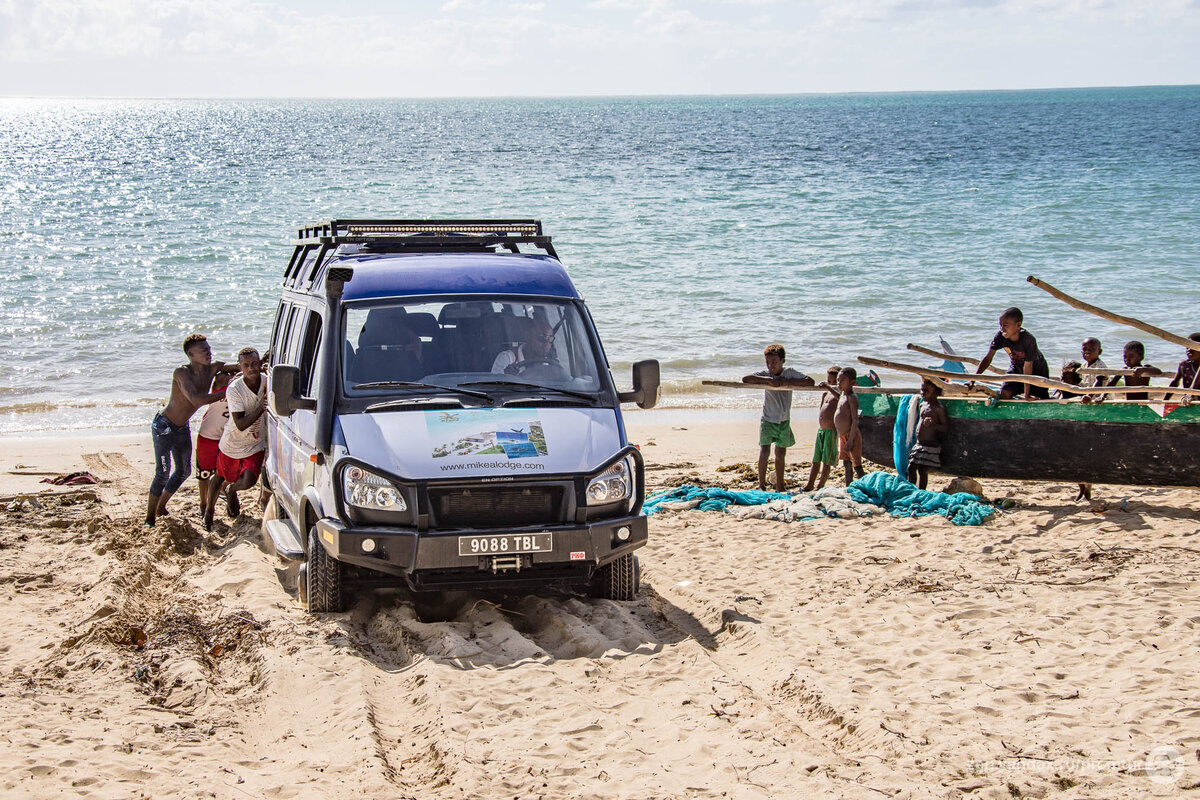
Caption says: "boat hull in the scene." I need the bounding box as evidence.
[859,395,1200,487]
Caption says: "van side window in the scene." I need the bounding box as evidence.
[277,305,300,364]
[299,311,322,395]
[269,302,287,359]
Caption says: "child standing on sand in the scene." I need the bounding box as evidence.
[833,367,865,486]
[803,366,841,492]
[743,343,814,492]
[907,380,949,490]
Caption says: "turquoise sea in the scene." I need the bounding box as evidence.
[2,86,1199,434]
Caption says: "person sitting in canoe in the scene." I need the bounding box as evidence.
[1107,341,1163,401]
[971,307,1050,400]
[1054,361,1084,399]
[1165,332,1200,403]
[907,380,949,490]
[1078,337,1112,404]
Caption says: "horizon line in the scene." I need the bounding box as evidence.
[2,82,1199,102]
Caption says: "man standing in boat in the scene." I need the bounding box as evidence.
[972,307,1050,400]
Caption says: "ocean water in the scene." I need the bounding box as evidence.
[2,87,1199,434]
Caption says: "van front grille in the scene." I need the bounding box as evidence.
[430,485,564,528]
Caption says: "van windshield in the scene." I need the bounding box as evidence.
[342,299,608,402]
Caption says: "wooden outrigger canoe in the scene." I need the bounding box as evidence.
[857,276,1200,487]
[858,394,1200,487]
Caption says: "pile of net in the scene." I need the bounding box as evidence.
[643,485,881,522]
[643,471,994,526]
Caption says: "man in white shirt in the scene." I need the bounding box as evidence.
[203,348,267,529]
[491,318,555,375]
[194,372,230,519]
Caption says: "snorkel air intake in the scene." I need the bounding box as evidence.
[315,266,353,455]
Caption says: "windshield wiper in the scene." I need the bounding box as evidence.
[351,381,493,401]
[366,398,465,412]
[460,380,598,403]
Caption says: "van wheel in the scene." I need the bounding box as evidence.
[589,554,639,601]
[306,527,346,613]
[297,562,309,607]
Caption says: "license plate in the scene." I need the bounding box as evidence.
[458,532,553,557]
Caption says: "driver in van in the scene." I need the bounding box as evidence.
[492,317,555,375]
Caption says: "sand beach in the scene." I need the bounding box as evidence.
[1,412,1196,799]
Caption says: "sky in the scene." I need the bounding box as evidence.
[1,0,1198,97]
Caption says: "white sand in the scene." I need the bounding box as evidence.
[0,413,1196,798]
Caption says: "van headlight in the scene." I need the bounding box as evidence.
[343,465,408,511]
[586,458,632,505]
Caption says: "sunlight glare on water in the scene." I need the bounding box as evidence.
[1,89,1198,432]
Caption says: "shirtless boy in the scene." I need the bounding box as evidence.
[907,380,949,490]
[743,343,815,492]
[973,307,1050,400]
[832,367,864,487]
[146,334,236,527]
[803,366,841,492]
[204,348,268,530]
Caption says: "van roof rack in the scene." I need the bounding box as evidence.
[295,219,555,256]
[284,219,558,291]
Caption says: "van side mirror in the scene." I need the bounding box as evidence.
[618,360,660,409]
[270,365,317,417]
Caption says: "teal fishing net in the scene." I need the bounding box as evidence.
[848,471,995,526]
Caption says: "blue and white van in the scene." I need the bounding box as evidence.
[263,220,659,612]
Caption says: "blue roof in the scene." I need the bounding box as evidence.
[332,252,580,302]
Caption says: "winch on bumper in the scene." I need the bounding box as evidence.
[313,514,648,589]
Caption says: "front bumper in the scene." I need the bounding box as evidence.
[314,514,648,590]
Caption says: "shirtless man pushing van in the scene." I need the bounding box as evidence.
[146,334,237,527]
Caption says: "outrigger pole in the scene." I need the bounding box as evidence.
[701,378,996,398]
[856,356,1200,399]
[700,380,910,395]
[1027,276,1200,353]
[905,343,1006,374]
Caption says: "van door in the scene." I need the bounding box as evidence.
[268,302,312,522]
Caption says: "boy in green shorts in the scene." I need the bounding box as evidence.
[803,366,841,492]
[743,343,814,492]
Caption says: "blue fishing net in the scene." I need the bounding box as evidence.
[643,485,790,515]
[847,471,995,526]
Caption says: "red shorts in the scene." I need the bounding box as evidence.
[217,450,264,483]
[195,436,220,477]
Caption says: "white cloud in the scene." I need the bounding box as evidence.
[0,0,1196,95]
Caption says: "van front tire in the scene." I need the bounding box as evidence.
[306,527,346,613]
[589,553,639,601]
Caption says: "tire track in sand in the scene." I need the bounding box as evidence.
[339,586,856,799]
